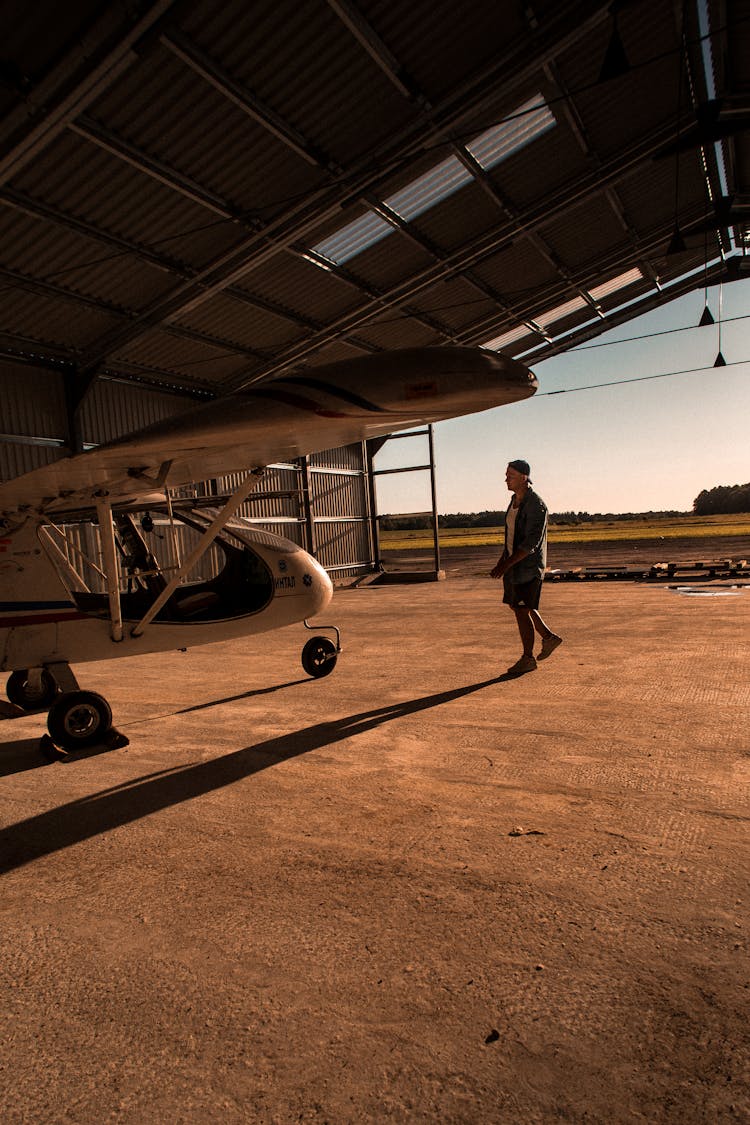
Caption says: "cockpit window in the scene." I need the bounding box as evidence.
[48,511,275,624]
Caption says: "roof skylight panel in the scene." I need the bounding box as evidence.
[483,324,536,350]
[309,92,556,267]
[466,94,556,170]
[312,211,393,265]
[385,156,473,220]
[589,268,643,302]
[535,295,588,327]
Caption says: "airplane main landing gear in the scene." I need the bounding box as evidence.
[6,668,58,711]
[46,690,113,750]
[301,620,341,678]
[5,663,127,756]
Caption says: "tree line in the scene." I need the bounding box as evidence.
[693,482,750,515]
[379,483,750,529]
[379,509,688,530]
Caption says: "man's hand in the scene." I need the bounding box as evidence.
[490,560,506,579]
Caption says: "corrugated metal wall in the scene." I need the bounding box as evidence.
[1,360,376,584]
[0,358,69,479]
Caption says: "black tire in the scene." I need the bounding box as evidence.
[301,636,337,678]
[6,669,58,711]
[47,691,113,750]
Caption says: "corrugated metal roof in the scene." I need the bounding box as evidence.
[234,253,362,325]
[173,290,304,352]
[0,0,745,422]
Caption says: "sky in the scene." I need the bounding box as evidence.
[372,275,750,516]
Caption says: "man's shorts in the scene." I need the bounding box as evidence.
[503,575,543,610]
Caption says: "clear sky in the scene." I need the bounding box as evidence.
[372,276,750,516]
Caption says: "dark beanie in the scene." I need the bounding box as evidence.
[508,459,531,476]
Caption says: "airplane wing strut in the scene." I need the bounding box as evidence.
[95,496,125,643]
[130,468,266,638]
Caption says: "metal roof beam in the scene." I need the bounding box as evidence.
[326,0,431,107]
[363,195,521,336]
[71,4,614,371]
[286,244,450,344]
[453,217,709,349]
[519,258,733,364]
[0,186,341,338]
[0,186,196,279]
[0,265,283,373]
[0,265,134,321]
[220,118,700,389]
[161,31,338,172]
[69,116,246,221]
[542,57,661,288]
[452,145,604,318]
[0,0,177,187]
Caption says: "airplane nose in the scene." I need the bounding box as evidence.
[303,556,334,614]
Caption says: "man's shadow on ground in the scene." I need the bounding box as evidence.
[0,672,523,874]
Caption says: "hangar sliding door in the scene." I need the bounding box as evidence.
[216,442,376,584]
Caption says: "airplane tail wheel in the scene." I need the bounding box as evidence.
[6,669,58,711]
[301,636,337,678]
[47,691,113,750]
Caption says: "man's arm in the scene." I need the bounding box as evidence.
[490,545,529,579]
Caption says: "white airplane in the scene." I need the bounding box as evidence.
[0,346,536,753]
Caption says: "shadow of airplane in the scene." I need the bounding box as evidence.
[0,675,505,874]
[0,738,53,778]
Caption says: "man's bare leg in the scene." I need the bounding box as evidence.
[530,609,555,639]
[530,609,563,659]
[513,607,535,657]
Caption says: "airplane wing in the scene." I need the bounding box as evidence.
[0,346,536,521]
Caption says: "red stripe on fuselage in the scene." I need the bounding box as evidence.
[0,610,90,628]
[252,387,348,418]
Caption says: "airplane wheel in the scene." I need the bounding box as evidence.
[301,636,337,678]
[47,691,113,750]
[6,669,58,711]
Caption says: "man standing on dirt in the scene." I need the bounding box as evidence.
[490,459,562,675]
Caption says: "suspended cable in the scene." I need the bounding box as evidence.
[537,358,747,396]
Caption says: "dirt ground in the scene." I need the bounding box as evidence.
[1,539,749,1123]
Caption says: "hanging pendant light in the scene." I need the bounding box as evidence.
[713,282,725,366]
[598,9,631,83]
[666,223,686,255]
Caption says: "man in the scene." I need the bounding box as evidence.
[490,459,562,675]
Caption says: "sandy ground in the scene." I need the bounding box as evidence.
[1,566,749,1123]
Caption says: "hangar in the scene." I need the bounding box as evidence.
[2,6,750,1121]
[1,0,748,577]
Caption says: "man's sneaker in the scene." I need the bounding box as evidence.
[538,633,563,661]
[506,654,537,676]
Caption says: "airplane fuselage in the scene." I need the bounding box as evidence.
[0,517,333,672]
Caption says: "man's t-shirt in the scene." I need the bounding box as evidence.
[505,504,519,554]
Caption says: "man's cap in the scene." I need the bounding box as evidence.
[507,459,531,476]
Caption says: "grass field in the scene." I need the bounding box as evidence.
[379,512,750,551]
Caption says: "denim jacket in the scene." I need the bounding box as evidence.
[504,487,548,581]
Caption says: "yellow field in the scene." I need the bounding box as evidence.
[379,512,750,551]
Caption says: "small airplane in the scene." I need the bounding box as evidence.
[0,346,537,753]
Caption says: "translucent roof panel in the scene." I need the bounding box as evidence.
[385,155,473,220]
[311,210,392,265]
[309,92,556,267]
[589,267,643,302]
[536,295,588,327]
[466,94,556,169]
[483,324,536,350]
